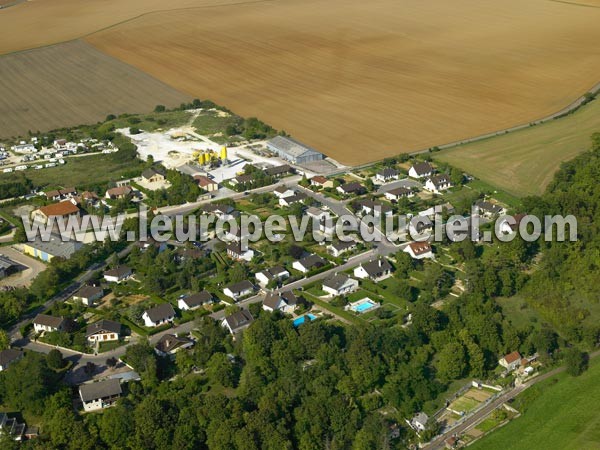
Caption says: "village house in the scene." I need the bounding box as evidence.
[327,239,357,257]
[31,201,80,222]
[354,258,393,281]
[193,175,219,192]
[384,187,415,202]
[274,186,295,199]
[154,334,194,357]
[226,242,255,262]
[310,175,333,189]
[79,378,122,412]
[424,174,453,194]
[319,216,336,236]
[223,227,250,243]
[418,202,455,219]
[292,254,326,273]
[261,291,302,313]
[375,168,399,183]
[85,319,121,344]
[264,164,293,178]
[408,161,434,179]
[201,204,237,220]
[305,206,329,221]
[337,182,366,196]
[358,200,393,218]
[72,285,104,306]
[262,291,300,314]
[223,280,255,301]
[141,168,166,183]
[279,192,306,207]
[231,174,254,186]
[142,303,176,328]
[33,314,65,334]
[499,351,522,371]
[474,200,505,218]
[105,185,133,200]
[409,412,429,432]
[178,291,214,311]
[0,349,23,372]
[45,187,77,201]
[221,309,254,335]
[499,213,527,234]
[75,191,100,207]
[322,274,359,296]
[404,241,434,260]
[255,266,290,287]
[103,265,133,283]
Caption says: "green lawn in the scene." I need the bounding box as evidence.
[434,96,600,197]
[0,152,145,190]
[192,110,240,136]
[108,110,192,132]
[448,395,480,414]
[471,358,600,450]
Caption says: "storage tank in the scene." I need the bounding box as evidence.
[220,146,228,161]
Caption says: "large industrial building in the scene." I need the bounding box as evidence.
[266,136,324,165]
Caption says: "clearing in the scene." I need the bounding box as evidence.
[470,358,600,450]
[434,97,600,196]
[0,40,190,139]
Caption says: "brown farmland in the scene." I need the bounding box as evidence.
[0,40,190,138]
[83,0,600,165]
[2,0,600,166]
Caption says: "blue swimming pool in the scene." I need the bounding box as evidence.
[349,299,380,313]
[293,314,317,327]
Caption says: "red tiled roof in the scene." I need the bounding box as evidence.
[503,351,522,364]
[38,201,80,217]
[408,241,432,255]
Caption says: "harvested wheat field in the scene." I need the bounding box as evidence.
[2,0,600,166]
[81,0,600,165]
[0,40,190,138]
[435,97,600,197]
[0,0,236,55]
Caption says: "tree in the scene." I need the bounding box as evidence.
[154,104,166,112]
[1,352,55,415]
[99,404,134,449]
[435,342,466,381]
[564,348,588,376]
[46,349,65,370]
[450,167,464,186]
[229,264,248,283]
[207,352,237,388]
[0,330,9,350]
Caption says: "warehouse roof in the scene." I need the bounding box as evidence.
[267,136,324,159]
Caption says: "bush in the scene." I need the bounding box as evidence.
[47,349,65,370]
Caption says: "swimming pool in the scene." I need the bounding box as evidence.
[347,298,380,314]
[293,314,316,327]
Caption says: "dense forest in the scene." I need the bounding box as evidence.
[1,135,600,449]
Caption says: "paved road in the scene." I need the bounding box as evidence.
[8,245,133,339]
[425,349,600,449]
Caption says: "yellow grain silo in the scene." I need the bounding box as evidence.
[198,152,206,165]
[220,146,228,161]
